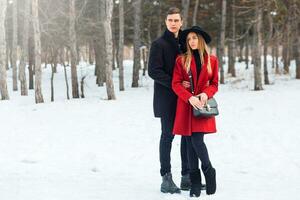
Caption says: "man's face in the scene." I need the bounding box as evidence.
[165,14,183,34]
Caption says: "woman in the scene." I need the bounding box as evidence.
[172,26,218,197]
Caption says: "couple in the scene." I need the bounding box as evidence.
[148,7,218,197]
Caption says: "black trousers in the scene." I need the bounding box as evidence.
[186,133,211,173]
[159,115,189,176]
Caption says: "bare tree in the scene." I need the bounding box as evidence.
[291,0,300,79]
[263,4,272,85]
[32,0,44,103]
[181,0,190,29]
[100,0,116,99]
[254,0,263,90]
[118,0,125,91]
[0,0,9,100]
[69,0,79,98]
[28,32,35,90]
[156,3,162,38]
[219,0,226,84]
[228,0,236,77]
[192,0,199,26]
[132,0,142,88]
[60,48,70,100]
[19,0,30,96]
[12,0,18,91]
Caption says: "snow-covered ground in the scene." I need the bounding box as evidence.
[0,58,300,200]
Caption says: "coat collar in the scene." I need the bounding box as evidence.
[162,29,183,54]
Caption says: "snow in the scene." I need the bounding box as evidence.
[0,58,300,200]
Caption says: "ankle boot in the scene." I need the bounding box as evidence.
[160,172,181,194]
[189,170,201,197]
[203,166,216,195]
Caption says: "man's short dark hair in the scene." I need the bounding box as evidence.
[166,7,182,19]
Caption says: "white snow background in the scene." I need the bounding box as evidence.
[0,57,300,200]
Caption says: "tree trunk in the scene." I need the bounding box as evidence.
[28,34,34,89]
[100,0,116,100]
[291,0,300,79]
[271,42,275,69]
[283,15,291,74]
[238,39,244,62]
[32,0,44,103]
[157,4,162,38]
[95,1,106,86]
[5,39,9,70]
[254,0,263,90]
[245,34,249,69]
[69,0,79,98]
[12,0,18,91]
[263,38,269,84]
[0,0,9,100]
[132,0,142,88]
[88,40,94,65]
[118,0,125,91]
[228,0,236,77]
[50,62,54,102]
[19,0,30,96]
[275,31,280,74]
[219,0,226,84]
[192,0,199,26]
[296,35,300,79]
[60,49,70,100]
[264,7,272,85]
[182,0,190,29]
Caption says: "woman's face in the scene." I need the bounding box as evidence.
[187,32,198,50]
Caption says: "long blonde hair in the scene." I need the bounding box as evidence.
[182,33,211,75]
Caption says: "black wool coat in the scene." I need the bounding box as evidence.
[148,29,183,118]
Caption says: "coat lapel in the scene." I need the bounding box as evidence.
[190,57,198,92]
[197,55,209,92]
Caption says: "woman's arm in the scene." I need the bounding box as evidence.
[172,57,193,103]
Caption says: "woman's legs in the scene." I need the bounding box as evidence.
[190,133,216,195]
[190,133,211,170]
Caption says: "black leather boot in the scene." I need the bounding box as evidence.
[203,166,216,195]
[189,170,201,197]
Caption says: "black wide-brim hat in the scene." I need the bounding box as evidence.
[180,26,212,45]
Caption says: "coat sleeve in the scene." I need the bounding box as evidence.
[148,41,172,89]
[172,57,193,103]
[203,56,219,98]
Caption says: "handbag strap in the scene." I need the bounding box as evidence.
[188,69,195,95]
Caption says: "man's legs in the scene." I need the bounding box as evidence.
[159,115,175,176]
[180,136,191,190]
[159,115,180,194]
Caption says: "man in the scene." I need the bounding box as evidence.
[148,7,191,194]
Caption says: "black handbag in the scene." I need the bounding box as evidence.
[188,70,219,118]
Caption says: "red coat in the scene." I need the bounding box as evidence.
[172,54,219,136]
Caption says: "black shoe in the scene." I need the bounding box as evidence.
[160,172,181,194]
[189,170,201,197]
[203,166,216,195]
[180,174,191,190]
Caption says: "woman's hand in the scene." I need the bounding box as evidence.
[182,81,190,89]
[188,96,203,110]
[196,93,208,107]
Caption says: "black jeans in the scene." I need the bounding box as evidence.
[159,115,189,176]
[186,133,211,173]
